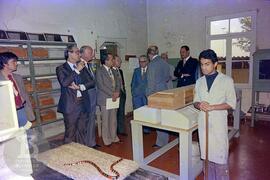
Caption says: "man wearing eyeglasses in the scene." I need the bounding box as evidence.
[56,44,95,145]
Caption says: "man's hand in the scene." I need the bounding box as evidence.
[68,82,80,90]
[76,61,85,71]
[199,101,214,112]
[112,92,120,102]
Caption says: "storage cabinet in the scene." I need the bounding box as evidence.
[0,39,76,132]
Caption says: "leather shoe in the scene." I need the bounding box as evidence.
[92,144,101,149]
[152,144,161,148]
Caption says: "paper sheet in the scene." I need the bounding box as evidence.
[106,98,120,110]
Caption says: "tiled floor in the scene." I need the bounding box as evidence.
[46,117,270,180]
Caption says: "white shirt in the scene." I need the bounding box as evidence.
[67,61,86,97]
[141,67,147,76]
[183,56,190,65]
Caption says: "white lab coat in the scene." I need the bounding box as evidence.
[194,73,236,164]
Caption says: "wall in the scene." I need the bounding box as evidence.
[0,0,148,113]
[147,0,270,112]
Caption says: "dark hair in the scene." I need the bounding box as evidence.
[147,45,159,56]
[198,49,218,64]
[0,52,18,70]
[181,45,190,51]
[64,44,77,60]
[100,49,108,65]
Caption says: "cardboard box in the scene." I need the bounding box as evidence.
[148,85,194,110]
[32,48,49,58]
[30,95,54,108]
[24,79,52,92]
[40,109,57,122]
[0,46,27,58]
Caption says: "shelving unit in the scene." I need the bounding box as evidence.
[251,49,270,127]
[0,38,76,135]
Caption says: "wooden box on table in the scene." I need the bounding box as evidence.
[147,85,195,110]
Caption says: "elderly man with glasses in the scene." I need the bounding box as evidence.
[56,44,95,145]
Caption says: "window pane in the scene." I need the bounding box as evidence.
[230,16,252,33]
[210,39,226,59]
[232,38,251,59]
[210,19,229,35]
[232,61,249,83]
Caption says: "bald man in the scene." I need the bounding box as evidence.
[80,45,100,148]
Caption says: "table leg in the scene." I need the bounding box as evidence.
[179,130,192,180]
[131,122,144,165]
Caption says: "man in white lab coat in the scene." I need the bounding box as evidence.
[193,49,236,180]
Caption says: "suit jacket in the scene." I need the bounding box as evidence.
[174,57,198,87]
[0,72,35,121]
[131,67,147,97]
[113,68,126,93]
[96,65,120,106]
[146,56,170,96]
[86,63,97,111]
[56,62,95,114]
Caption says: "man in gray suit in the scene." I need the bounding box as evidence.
[80,45,100,148]
[96,53,121,146]
[0,52,34,129]
[146,46,170,148]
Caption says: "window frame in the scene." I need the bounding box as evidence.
[206,11,257,88]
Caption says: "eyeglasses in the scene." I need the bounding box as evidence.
[139,61,147,63]
[69,50,80,55]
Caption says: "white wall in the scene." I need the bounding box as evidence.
[147,0,270,112]
[0,0,148,113]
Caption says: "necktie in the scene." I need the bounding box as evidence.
[109,69,116,88]
[73,65,81,85]
[88,64,95,79]
[142,68,146,78]
[7,74,23,108]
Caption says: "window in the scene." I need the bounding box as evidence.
[206,11,256,87]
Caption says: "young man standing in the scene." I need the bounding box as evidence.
[193,49,236,180]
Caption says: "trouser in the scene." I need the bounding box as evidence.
[117,90,126,134]
[63,106,88,145]
[85,111,96,147]
[204,161,229,180]
[100,106,119,145]
[156,130,169,147]
[17,107,28,127]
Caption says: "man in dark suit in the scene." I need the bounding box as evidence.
[0,52,34,129]
[112,55,127,136]
[146,45,170,147]
[174,45,198,87]
[96,53,120,146]
[56,44,95,145]
[80,45,100,148]
[131,55,148,110]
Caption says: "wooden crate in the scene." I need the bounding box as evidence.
[0,46,27,58]
[32,48,48,58]
[40,109,57,122]
[24,79,52,92]
[148,85,195,110]
[30,95,54,108]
